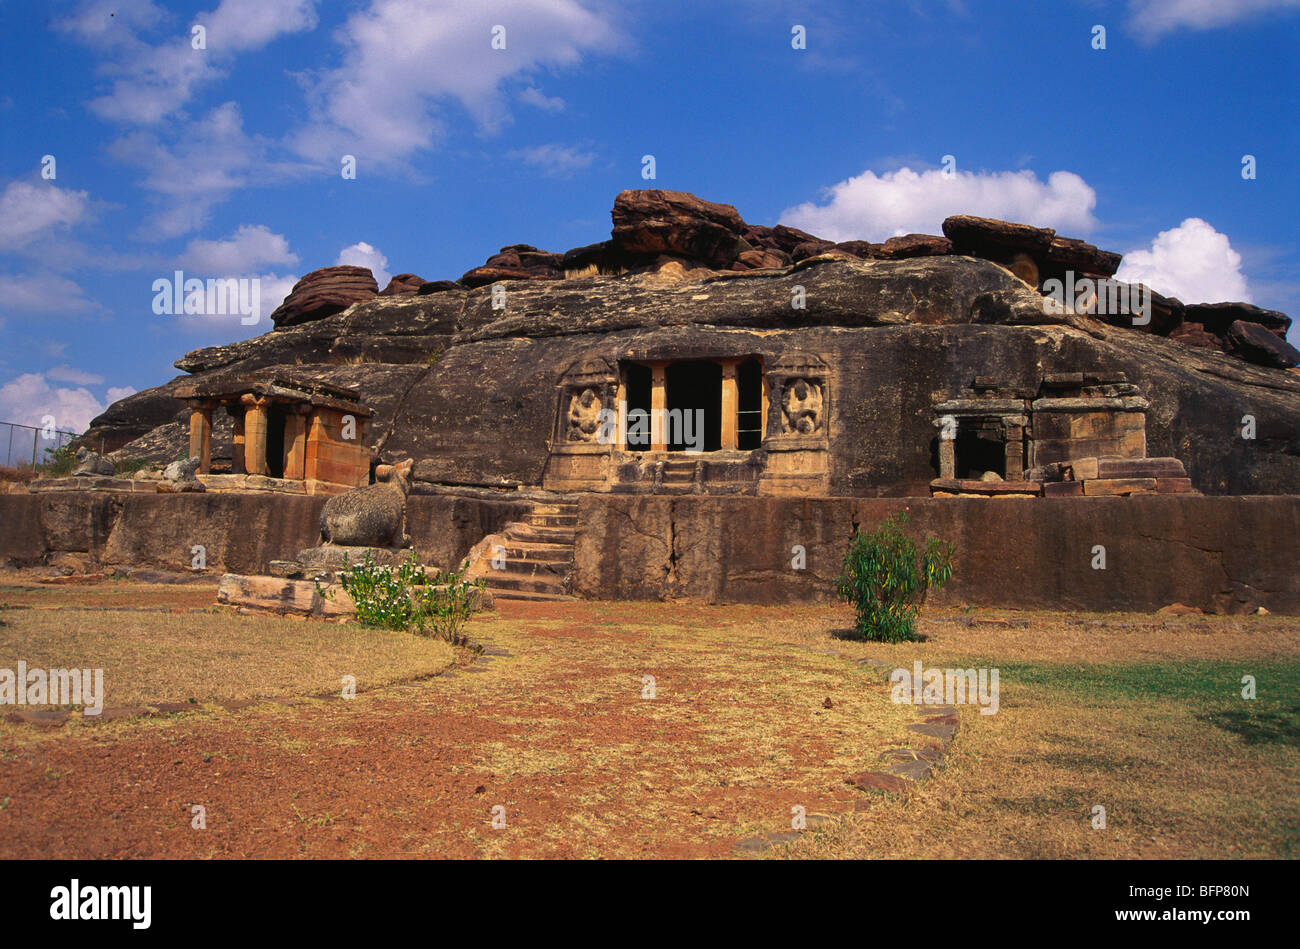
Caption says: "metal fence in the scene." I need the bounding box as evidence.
[0,421,83,469]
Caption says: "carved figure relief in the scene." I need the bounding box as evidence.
[566,388,604,442]
[781,379,823,434]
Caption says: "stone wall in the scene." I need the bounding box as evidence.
[0,493,529,576]
[572,495,1300,614]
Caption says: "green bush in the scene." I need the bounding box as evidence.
[36,444,77,478]
[835,512,954,643]
[331,550,484,646]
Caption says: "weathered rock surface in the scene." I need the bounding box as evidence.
[269,265,379,328]
[72,449,115,476]
[73,191,1298,498]
[610,189,749,268]
[380,273,426,296]
[1188,302,1292,339]
[1227,319,1300,369]
[459,244,564,287]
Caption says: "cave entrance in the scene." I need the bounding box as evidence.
[623,363,652,452]
[736,357,764,450]
[265,404,287,479]
[666,360,721,452]
[954,420,1006,480]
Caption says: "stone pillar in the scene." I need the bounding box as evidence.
[187,402,213,474]
[1004,419,1026,481]
[720,360,738,450]
[241,395,270,476]
[283,406,308,480]
[650,362,667,451]
[230,407,246,475]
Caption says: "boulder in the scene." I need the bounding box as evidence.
[1226,320,1300,369]
[72,449,115,476]
[157,456,205,493]
[790,240,836,262]
[1187,302,1292,340]
[417,280,460,295]
[942,214,1056,261]
[1044,236,1122,278]
[459,244,564,287]
[269,266,378,328]
[610,189,749,269]
[379,273,426,296]
[742,223,823,255]
[874,234,953,259]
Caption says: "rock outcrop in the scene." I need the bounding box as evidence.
[269,265,379,328]
[78,190,1299,497]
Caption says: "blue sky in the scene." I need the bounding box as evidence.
[0,0,1297,433]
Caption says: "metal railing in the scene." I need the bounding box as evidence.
[0,421,83,469]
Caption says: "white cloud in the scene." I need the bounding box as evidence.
[63,0,319,124]
[107,385,138,404]
[0,274,99,313]
[256,273,299,316]
[509,143,596,177]
[0,181,93,251]
[108,102,303,239]
[47,366,105,386]
[336,242,390,289]
[178,224,298,274]
[0,373,109,434]
[780,166,1099,243]
[1127,0,1300,39]
[1115,218,1252,303]
[519,86,565,111]
[291,0,621,165]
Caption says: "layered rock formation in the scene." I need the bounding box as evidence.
[82,190,1300,495]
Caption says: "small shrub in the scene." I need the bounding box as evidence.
[835,512,954,643]
[36,444,77,478]
[114,458,148,477]
[332,550,484,646]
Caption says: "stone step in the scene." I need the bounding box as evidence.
[527,512,578,527]
[501,542,573,565]
[483,574,569,595]
[530,502,579,515]
[506,523,576,544]
[488,589,576,602]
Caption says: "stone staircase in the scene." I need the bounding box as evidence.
[467,500,578,601]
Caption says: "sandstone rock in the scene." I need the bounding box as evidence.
[1226,320,1300,369]
[1168,320,1224,351]
[874,233,953,259]
[742,223,822,255]
[1044,236,1122,278]
[1187,302,1291,339]
[269,266,378,329]
[790,240,835,262]
[379,273,426,296]
[610,189,748,268]
[417,280,460,295]
[459,244,564,287]
[833,240,876,258]
[942,214,1056,263]
[72,449,115,477]
[158,456,205,493]
[732,248,791,270]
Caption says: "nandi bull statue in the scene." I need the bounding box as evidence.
[319,457,414,549]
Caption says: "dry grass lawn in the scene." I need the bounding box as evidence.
[0,574,1296,858]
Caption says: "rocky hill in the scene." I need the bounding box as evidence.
[84,190,1300,495]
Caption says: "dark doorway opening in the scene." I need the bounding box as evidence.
[666,360,721,452]
[736,358,764,450]
[623,363,652,452]
[954,421,1005,479]
[266,405,287,479]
